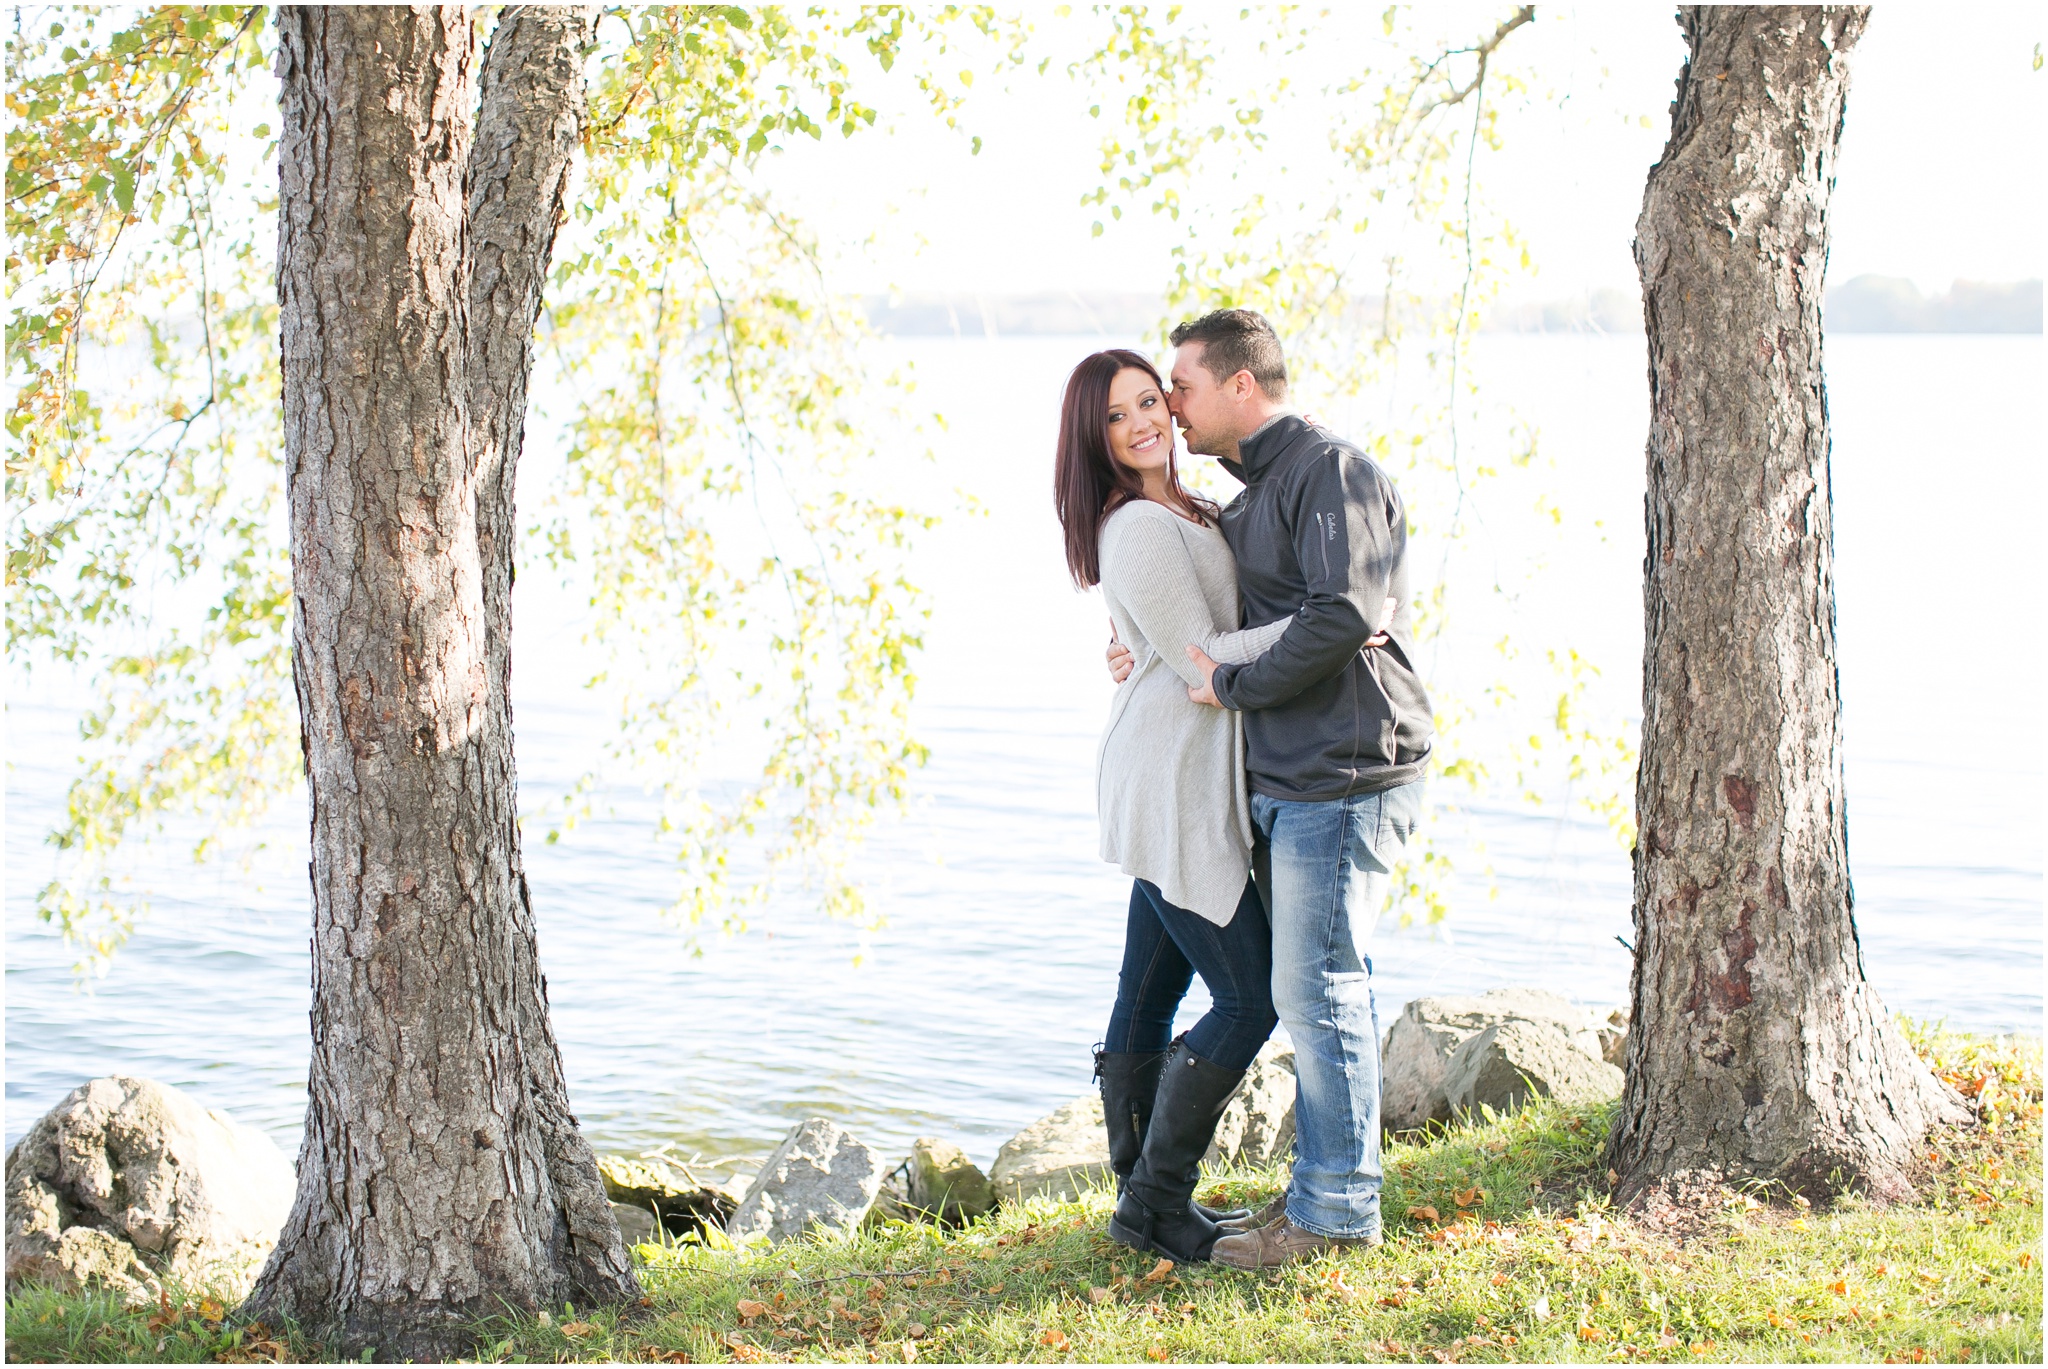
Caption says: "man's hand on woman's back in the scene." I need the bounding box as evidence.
[1107,630,1134,684]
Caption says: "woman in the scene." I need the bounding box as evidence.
[1052,349,1291,1265]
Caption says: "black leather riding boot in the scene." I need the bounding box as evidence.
[1095,1046,1166,1186]
[1096,1045,1250,1224]
[1108,1040,1247,1263]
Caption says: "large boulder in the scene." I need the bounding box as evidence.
[1204,1040,1296,1166]
[990,1094,1108,1203]
[1442,1019,1625,1117]
[906,1138,996,1224]
[726,1119,883,1245]
[5,1077,295,1299]
[1381,989,1609,1133]
[597,1155,737,1241]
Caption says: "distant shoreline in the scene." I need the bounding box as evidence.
[865,277,2044,338]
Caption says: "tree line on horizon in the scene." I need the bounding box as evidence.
[863,275,2045,336]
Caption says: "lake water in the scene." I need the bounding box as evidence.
[6,334,2041,1183]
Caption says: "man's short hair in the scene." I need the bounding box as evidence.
[1169,308,1289,400]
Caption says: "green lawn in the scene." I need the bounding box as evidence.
[7,1025,2039,1364]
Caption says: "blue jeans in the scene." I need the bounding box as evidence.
[1104,878,1278,1072]
[1253,781,1426,1240]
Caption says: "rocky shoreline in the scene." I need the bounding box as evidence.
[6,987,1628,1299]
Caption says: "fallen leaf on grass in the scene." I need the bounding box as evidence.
[1490,1274,1510,1287]
[986,1282,1005,1295]
[1826,1280,1848,1296]
[1145,1348,1169,1363]
[561,1320,601,1338]
[1766,1311,1793,1328]
[1454,1187,1484,1208]
[1141,1257,1174,1284]
[1689,1341,1717,1354]
[735,1300,769,1321]
[1040,1328,1071,1351]
[1529,1295,1550,1321]
[901,1339,919,1362]
[1577,1324,1606,1342]
[906,1324,927,1339]
[1088,1286,1115,1304]
[1406,1205,1440,1223]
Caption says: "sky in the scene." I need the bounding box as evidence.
[760,3,2044,303]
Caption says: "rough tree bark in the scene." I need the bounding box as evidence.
[1608,6,1965,1206]
[244,8,636,1358]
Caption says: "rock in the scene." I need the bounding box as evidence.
[596,1155,735,1239]
[862,1159,920,1230]
[5,1077,295,1299]
[1204,1040,1296,1166]
[991,1042,1300,1202]
[906,1138,996,1224]
[726,1119,883,1245]
[989,1094,1110,1204]
[1441,1019,1626,1118]
[610,1201,661,1248]
[1381,989,1609,1133]
[1598,1007,1631,1068]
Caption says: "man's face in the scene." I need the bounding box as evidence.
[1167,342,1245,458]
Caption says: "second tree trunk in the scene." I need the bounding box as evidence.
[1609,5,1964,1205]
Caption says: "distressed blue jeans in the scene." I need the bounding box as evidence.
[1252,780,1426,1241]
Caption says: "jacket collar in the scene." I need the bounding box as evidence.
[1231,411,1305,483]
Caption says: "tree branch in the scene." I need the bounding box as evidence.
[1413,5,1534,119]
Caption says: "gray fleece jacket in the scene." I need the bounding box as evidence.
[1209,413,1434,801]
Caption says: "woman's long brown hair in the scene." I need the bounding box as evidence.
[1052,349,1218,589]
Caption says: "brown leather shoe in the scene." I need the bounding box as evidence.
[1209,1215,1381,1270]
[1216,1191,1288,1233]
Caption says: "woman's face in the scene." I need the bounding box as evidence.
[1105,366,1172,479]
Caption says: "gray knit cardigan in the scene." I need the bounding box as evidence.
[1095,499,1289,925]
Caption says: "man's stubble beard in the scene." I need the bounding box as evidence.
[1178,421,1232,460]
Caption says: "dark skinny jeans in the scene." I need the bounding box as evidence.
[1103,877,1278,1071]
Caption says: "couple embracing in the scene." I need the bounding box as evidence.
[1051,309,1433,1270]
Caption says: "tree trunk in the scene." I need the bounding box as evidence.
[246,8,635,1358]
[1608,6,1965,1206]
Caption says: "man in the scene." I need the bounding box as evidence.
[1112,308,1433,1269]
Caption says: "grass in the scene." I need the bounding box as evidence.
[7,1026,2040,1364]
